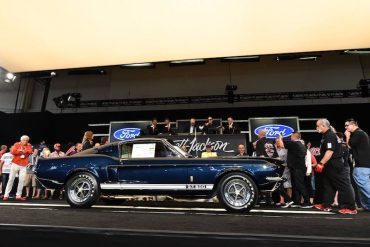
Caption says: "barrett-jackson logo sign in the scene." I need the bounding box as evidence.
[254,124,294,139]
[174,137,234,153]
[166,134,247,156]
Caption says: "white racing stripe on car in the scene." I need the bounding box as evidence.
[0,202,334,214]
[100,184,214,190]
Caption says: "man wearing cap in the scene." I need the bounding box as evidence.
[50,143,66,158]
[3,135,32,201]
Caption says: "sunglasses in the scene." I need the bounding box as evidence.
[344,124,350,127]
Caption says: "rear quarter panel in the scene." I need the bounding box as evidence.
[35,155,118,189]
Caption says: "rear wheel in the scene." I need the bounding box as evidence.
[65,172,100,208]
[217,173,258,213]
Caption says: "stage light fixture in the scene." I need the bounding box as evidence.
[276,54,321,61]
[120,63,155,68]
[0,67,16,83]
[343,49,370,55]
[221,56,260,62]
[169,59,205,66]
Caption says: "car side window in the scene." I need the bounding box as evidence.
[98,145,119,158]
[120,143,133,159]
[155,142,178,158]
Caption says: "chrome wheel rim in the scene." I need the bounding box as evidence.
[224,178,251,208]
[68,177,93,203]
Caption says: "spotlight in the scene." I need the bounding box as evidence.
[0,67,16,83]
[6,72,16,80]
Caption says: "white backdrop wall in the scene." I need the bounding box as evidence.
[1,52,369,113]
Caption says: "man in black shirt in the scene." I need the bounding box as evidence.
[278,132,311,208]
[146,118,159,135]
[162,117,176,135]
[200,116,218,135]
[223,117,241,134]
[255,129,278,158]
[315,119,357,214]
[345,118,370,211]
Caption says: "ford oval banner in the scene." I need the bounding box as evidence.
[113,128,141,140]
[109,121,150,142]
[249,117,299,142]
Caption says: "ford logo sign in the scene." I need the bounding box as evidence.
[254,124,294,139]
[113,128,141,140]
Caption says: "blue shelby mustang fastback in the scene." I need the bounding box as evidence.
[34,138,284,213]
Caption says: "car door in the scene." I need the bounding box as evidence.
[117,141,189,191]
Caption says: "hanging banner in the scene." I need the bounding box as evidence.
[249,117,299,142]
[166,134,246,157]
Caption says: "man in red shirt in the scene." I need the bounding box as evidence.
[3,135,32,201]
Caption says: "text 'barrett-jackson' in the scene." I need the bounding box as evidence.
[113,128,141,140]
[254,124,294,139]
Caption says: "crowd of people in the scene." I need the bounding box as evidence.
[0,131,108,200]
[0,117,369,216]
[248,118,370,215]
[145,116,241,135]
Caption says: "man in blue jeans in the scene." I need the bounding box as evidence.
[345,118,370,211]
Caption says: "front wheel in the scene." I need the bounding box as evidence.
[65,172,100,208]
[217,173,258,213]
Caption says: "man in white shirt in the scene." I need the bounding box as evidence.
[0,151,14,197]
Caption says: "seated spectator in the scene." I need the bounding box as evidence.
[236,144,247,156]
[201,144,218,158]
[66,143,83,156]
[41,148,51,158]
[200,116,218,135]
[181,145,188,152]
[50,143,66,158]
[100,136,109,145]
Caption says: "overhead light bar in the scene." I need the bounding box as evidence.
[120,63,155,68]
[22,71,57,79]
[221,56,260,62]
[276,54,321,61]
[298,56,319,61]
[68,69,106,75]
[169,59,205,66]
[343,49,370,55]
